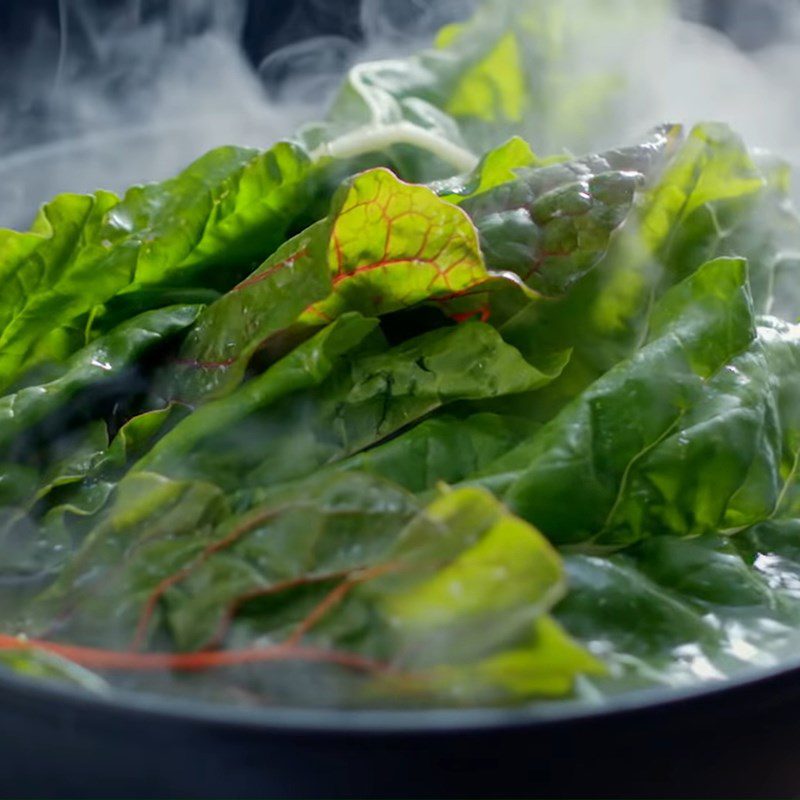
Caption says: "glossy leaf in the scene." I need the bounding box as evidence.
[169,167,491,403]
[462,124,680,297]
[296,168,488,325]
[0,142,343,391]
[600,319,800,540]
[29,477,600,705]
[144,320,555,491]
[37,405,191,534]
[496,257,755,545]
[493,124,768,417]
[167,225,332,402]
[136,313,380,482]
[555,532,797,695]
[0,305,201,451]
[432,136,542,203]
[0,191,119,390]
[330,412,540,495]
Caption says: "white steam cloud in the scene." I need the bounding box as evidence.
[0,0,301,229]
[620,6,800,172]
[1,0,799,230]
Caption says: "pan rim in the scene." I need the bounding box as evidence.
[1,647,799,735]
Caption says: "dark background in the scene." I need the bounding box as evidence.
[0,0,793,158]
[0,0,791,63]
[0,0,455,156]
[0,1,362,69]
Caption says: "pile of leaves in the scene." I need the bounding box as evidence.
[2,0,800,709]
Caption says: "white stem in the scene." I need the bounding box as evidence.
[311,122,479,174]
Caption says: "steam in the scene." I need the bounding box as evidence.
[620,6,800,174]
[1,0,800,231]
[0,0,301,229]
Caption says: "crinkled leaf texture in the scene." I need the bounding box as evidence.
[0,305,201,450]
[0,142,337,392]
[26,473,601,706]
[143,317,556,492]
[170,168,494,403]
[493,122,792,420]
[491,257,756,545]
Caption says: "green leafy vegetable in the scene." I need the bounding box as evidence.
[0,142,384,393]
[329,412,540,495]
[496,257,755,545]
[144,319,555,491]
[170,167,492,402]
[4,0,800,714]
[25,477,600,705]
[308,0,666,162]
[0,191,120,390]
[0,305,201,450]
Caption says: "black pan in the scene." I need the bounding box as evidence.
[1,655,800,799]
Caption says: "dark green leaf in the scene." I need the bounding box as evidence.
[0,305,201,451]
[145,319,555,491]
[495,257,755,545]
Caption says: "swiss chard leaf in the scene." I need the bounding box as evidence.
[146,320,555,491]
[298,168,488,324]
[329,412,540,495]
[169,168,492,402]
[0,305,201,452]
[596,316,800,541]
[0,191,119,390]
[29,476,601,705]
[432,136,542,203]
[461,124,680,298]
[492,257,755,545]
[36,405,191,534]
[641,123,765,281]
[492,124,770,418]
[0,142,353,392]
[26,471,231,647]
[426,127,682,346]
[556,531,800,695]
[136,313,380,482]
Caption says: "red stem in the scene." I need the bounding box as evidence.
[285,563,399,646]
[132,507,281,651]
[0,634,388,675]
[207,569,358,649]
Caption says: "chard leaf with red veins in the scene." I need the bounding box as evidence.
[296,167,489,324]
[0,141,378,394]
[168,225,333,402]
[28,473,601,706]
[170,168,495,403]
[460,125,681,297]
